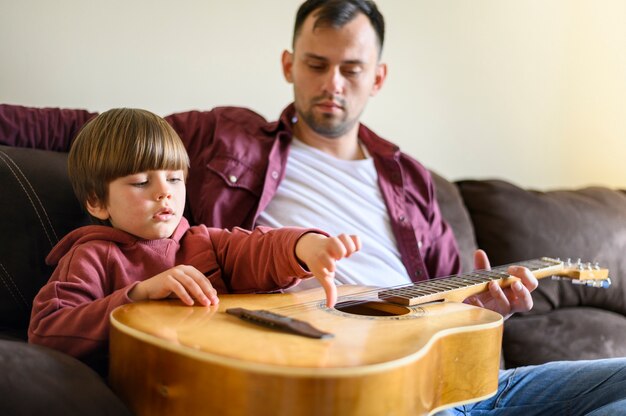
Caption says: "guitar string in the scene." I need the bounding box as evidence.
[273,266,518,315]
[277,258,566,316]
[269,259,558,316]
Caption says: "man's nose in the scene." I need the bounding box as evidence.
[322,67,345,95]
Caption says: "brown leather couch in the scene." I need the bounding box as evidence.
[433,172,626,367]
[2,104,626,413]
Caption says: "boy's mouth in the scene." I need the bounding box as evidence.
[153,207,174,221]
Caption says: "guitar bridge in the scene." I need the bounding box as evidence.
[226,308,334,339]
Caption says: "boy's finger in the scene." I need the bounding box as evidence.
[337,234,358,256]
[327,236,348,259]
[169,280,195,306]
[320,277,338,308]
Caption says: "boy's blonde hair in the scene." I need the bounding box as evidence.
[68,108,189,209]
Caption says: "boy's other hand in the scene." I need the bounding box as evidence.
[128,264,220,306]
[295,232,361,308]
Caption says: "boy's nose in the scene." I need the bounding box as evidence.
[156,190,172,201]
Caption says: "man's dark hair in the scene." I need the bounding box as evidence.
[293,0,385,55]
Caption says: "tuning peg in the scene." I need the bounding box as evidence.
[586,278,612,289]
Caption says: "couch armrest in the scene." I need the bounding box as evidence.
[0,145,91,335]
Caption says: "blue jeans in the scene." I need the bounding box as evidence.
[436,358,626,415]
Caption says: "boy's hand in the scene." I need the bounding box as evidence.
[295,233,362,308]
[128,265,220,306]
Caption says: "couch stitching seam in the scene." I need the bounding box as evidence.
[0,262,28,308]
[0,150,58,246]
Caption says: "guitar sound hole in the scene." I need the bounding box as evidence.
[334,301,411,317]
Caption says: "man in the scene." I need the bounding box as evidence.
[166,0,626,414]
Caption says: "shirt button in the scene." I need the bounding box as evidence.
[228,175,238,184]
[271,171,279,179]
[415,270,423,277]
[417,240,423,249]
[399,215,406,222]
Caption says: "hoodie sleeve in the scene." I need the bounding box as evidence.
[182,225,326,293]
[28,242,136,359]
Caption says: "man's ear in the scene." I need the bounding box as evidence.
[281,49,294,84]
[370,62,388,97]
[86,197,110,221]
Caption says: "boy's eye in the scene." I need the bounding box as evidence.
[168,177,183,183]
[131,180,148,187]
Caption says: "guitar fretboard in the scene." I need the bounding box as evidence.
[378,258,563,306]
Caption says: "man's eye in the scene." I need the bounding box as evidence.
[342,67,362,76]
[308,63,326,71]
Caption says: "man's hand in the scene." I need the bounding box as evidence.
[295,233,362,308]
[464,249,538,319]
[128,264,220,306]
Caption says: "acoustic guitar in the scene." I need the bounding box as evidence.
[109,257,609,416]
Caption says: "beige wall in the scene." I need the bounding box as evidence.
[2,0,625,189]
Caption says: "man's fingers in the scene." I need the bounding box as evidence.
[509,280,533,313]
[474,249,491,270]
[508,265,538,292]
[465,295,485,308]
[488,281,511,314]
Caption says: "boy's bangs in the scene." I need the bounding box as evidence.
[107,117,189,178]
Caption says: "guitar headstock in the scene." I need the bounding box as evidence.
[544,257,611,288]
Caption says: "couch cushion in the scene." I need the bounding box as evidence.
[0,339,131,415]
[456,179,626,314]
[503,307,626,367]
[0,145,91,336]
[431,171,477,273]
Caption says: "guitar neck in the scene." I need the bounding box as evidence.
[379,257,610,306]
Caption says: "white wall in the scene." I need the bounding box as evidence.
[2,0,625,189]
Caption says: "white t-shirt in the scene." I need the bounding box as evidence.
[257,138,411,290]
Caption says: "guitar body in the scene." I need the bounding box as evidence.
[109,285,503,416]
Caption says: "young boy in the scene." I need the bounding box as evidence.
[28,108,360,366]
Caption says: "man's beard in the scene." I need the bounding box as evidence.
[298,97,357,138]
